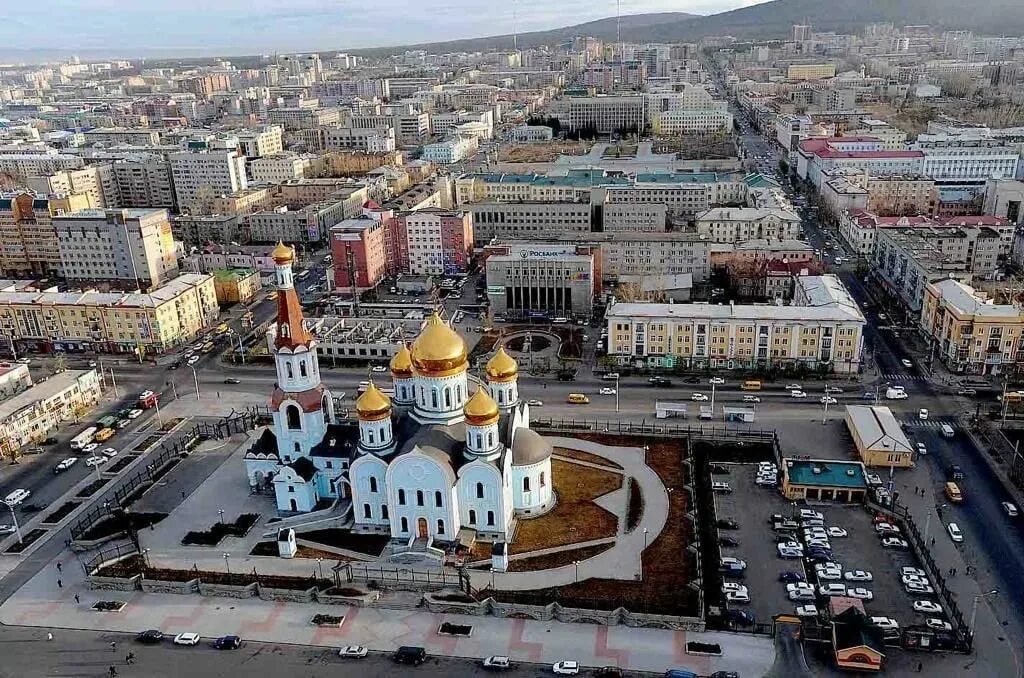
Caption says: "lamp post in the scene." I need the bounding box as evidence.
[3,501,22,545]
[923,504,947,544]
[822,382,830,425]
[222,553,231,574]
[142,548,151,569]
[643,527,649,551]
[710,379,717,411]
[108,367,119,399]
[218,508,225,526]
[969,589,998,639]
[573,560,579,583]
[188,365,200,400]
[317,557,324,580]
[615,373,620,413]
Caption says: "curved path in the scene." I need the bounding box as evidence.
[469,435,670,591]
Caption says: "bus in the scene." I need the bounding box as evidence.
[138,391,160,410]
[567,393,590,404]
[70,427,98,450]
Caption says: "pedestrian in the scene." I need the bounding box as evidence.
[47,632,53,641]
[110,641,117,653]
[56,562,62,573]
[930,537,935,546]
[74,593,80,604]
[127,651,135,664]
[917,661,923,672]
[56,579,62,589]
[109,666,118,678]
[953,567,957,576]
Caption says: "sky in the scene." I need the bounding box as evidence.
[0,0,771,55]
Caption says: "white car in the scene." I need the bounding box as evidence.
[901,358,913,368]
[481,656,510,669]
[917,443,928,456]
[526,399,543,407]
[787,582,814,593]
[3,489,30,506]
[55,457,78,472]
[785,384,802,391]
[869,616,900,631]
[720,557,747,571]
[756,475,778,487]
[926,618,952,632]
[173,632,201,646]
[827,527,848,538]
[691,393,709,401]
[742,395,761,403]
[913,600,943,614]
[818,583,847,597]
[552,661,580,675]
[709,377,725,385]
[844,570,873,582]
[947,522,964,543]
[711,481,732,493]
[805,538,831,550]
[598,387,617,395]
[1003,502,1020,517]
[187,355,200,365]
[101,447,118,458]
[816,568,842,581]
[85,456,107,467]
[370,365,387,373]
[788,589,815,601]
[820,396,837,405]
[795,604,818,618]
[901,573,930,586]
[721,582,748,595]
[901,567,927,578]
[127,409,144,419]
[83,443,99,453]
[882,537,908,549]
[790,390,807,398]
[848,587,874,601]
[874,522,899,534]
[919,408,929,420]
[725,589,750,603]
[777,544,803,558]
[905,581,935,595]
[339,645,368,658]
[824,386,843,394]
[799,509,824,521]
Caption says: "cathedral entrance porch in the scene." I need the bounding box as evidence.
[417,517,429,538]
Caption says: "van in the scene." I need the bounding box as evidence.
[944,482,963,503]
[567,393,590,404]
[941,423,955,438]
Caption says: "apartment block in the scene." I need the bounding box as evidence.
[248,154,313,184]
[0,153,85,177]
[328,216,389,291]
[0,192,93,277]
[26,165,113,208]
[787,63,837,80]
[83,127,162,146]
[421,136,478,164]
[391,209,473,276]
[267,106,342,130]
[606,274,865,373]
[109,156,176,208]
[920,278,1024,376]
[695,207,801,242]
[53,209,179,289]
[0,370,102,457]
[180,73,231,97]
[236,125,284,158]
[169,149,248,211]
[247,200,347,243]
[547,95,645,134]
[323,150,403,176]
[321,126,396,153]
[983,177,1024,225]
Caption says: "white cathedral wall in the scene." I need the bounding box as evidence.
[411,371,469,424]
[456,461,505,536]
[275,346,321,393]
[385,453,461,540]
[274,473,319,512]
[272,399,328,461]
[350,455,390,527]
[244,456,279,488]
[488,380,518,410]
[510,457,553,514]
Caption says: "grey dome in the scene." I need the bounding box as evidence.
[511,428,552,466]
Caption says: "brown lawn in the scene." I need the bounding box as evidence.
[553,446,624,470]
[510,459,621,555]
[506,542,614,572]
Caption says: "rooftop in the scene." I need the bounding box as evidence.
[784,458,867,489]
[929,279,1024,320]
[0,370,96,423]
[845,405,914,455]
[606,298,864,323]
[0,273,212,308]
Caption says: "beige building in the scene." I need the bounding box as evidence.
[606,275,864,373]
[0,273,219,355]
[0,369,102,458]
[787,63,837,80]
[920,278,1024,376]
[212,268,262,305]
[208,187,273,216]
[695,207,802,243]
[0,192,94,277]
[53,209,178,290]
[324,150,404,176]
[26,165,112,208]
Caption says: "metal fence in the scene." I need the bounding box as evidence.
[80,542,139,575]
[340,563,471,593]
[531,417,780,444]
[966,416,1024,492]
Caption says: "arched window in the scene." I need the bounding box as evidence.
[487,432,494,447]
[434,490,442,507]
[416,490,424,506]
[436,519,445,535]
[444,387,451,408]
[469,509,477,525]
[487,510,495,526]
[497,389,504,403]
[286,405,301,430]
[369,477,378,493]
[431,389,438,408]
[475,433,482,449]
[400,386,407,400]
[286,362,293,379]
[363,503,372,519]
[293,441,300,453]
[476,482,484,499]
[367,429,375,444]
[540,471,546,487]
[381,504,388,520]
[456,385,462,403]
[400,517,408,533]
[523,477,531,492]
[398,489,406,505]
[280,324,289,337]
[299,360,307,377]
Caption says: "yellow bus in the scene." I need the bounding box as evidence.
[944,482,963,503]
[567,393,590,404]
[93,427,116,443]
[741,380,762,391]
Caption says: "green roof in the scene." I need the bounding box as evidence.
[212,268,256,281]
[785,459,866,488]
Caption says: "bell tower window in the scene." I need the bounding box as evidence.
[286,405,301,430]
[299,360,307,377]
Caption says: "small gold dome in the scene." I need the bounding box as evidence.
[355,381,391,421]
[271,241,294,263]
[390,343,413,378]
[411,312,467,377]
[486,346,518,382]
[464,387,499,426]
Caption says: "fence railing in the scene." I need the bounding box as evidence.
[339,563,470,593]
[531,418,780,444]
[81,542,139,575]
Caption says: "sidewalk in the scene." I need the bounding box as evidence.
[0,544,775,676]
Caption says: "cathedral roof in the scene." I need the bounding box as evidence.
[284,456,317,482]
[310,424,357,458]
[356,381,391,421]
[464,387,499,426]
[411,312,467,377]
[511,428,553,466]
[486,346,518,382]
[274,287,313,350]
[389,342,413,378]
[271,384,324,412]
[271,240,295,263]
[245,428,279,460]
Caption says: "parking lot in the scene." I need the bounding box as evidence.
[712,463,947,633]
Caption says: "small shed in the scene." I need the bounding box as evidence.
[845,405,914,468]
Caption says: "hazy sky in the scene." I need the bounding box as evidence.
[1,0,770,54]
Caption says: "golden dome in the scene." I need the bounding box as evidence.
[411,312,467,377]
[355,381,391,421]
[271,241,294,264]
[464,387,499,426]
[390,343,413,378]
[486,346,518,382]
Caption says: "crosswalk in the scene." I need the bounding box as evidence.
[879,372,927,382]
[898,418,955,430]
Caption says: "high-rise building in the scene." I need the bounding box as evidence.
[169,149,248,212]
[26,165,113,208]
[0,192,93,277]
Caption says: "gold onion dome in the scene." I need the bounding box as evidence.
[464,387,500,426]
[486,345,518,382]
[411,312,467,376]
[389,343,413,378]
[271,241,294,263]
[355,381,391,421]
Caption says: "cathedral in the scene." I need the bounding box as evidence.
[244,242,554,543]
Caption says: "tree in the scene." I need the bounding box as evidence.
[778,158,790,176]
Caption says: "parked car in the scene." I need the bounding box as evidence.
[926,618,952,632]
[815,567,842,581]
[711,481,732,493]
[799,509,824,521]
[847,588,873,601]
[340,646,368,658]
[54,457,78,473]
[882,537,909,549]
[957,388,977,396]
[868,617,900,631]
[719,557,747,572]
[901,567,927,578]
[725,609,755,626]
[1002,502,1020,517]
[173,632,201,646]
[101,447,118,458]
[844,570,873,582]
[552,661,580,675]
[947,522,964,543]
[136,630,165,644]
[83,443,99,453]
[874,522,899,534]
[719,536,740,547]
[393,646,427,666]
[717,519,740,530]
[913,601,943,614]
[901,358,913,368]
[818,583,847,597]
[212,636,242,650]
[788,589,815,601]
[795,604,819,618]
[827,527,848,538]
[127,409,144,419]
[721,582,747,595]
[905,581,935,595]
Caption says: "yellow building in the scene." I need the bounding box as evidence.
[920,278,1024,375]
[212,268,262,305]
[208,188,273,216]
[845,405,915,468]
[323,150,403,176]
[0,369,102,458]
[787,63,837,81]
[0,192,94,276]
[0,274,219,355]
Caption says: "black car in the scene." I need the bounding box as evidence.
[136,630,165,644]
[594,668,623,678]
[717,519,739,530]
[393,646,426,665]
[213,635,242,650]
[683,376,701,384]
[710,672,740,678]
[42,437,58,445]
[778,571,805,583]
[725,609,755,626]
[719,536,740,547]
[710,464,730,475]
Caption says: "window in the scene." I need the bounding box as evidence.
[398,489,406,505]
[487,432,494,447]
[416,490,424,506]
[369,477,378,493]
[444,387,451,408]
[293,441,300,453]
[381,504,388,520]
[436,519,445,535]
[285,362,293,379]
[363,503,372,519]
[288,485,294,493]
[431,389,438,408]
[285,405,301,430]
[367,429,374,443]
[456,384,462,403]
[435,490,442,507]
[487,510,495,526]
[475,433,482,449]
[476,482,484,499]
[523,477,531,492]
[539,471,546,488]
[469,509,477,525]
[400,517,408,533]
[299,360,307,377]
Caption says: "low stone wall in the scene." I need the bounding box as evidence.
[258,586,316,603]
[141,578,199,595]
[316,590,381,607]
[86,574,141,592]
[198,581,257,599]
[294,538,376,562]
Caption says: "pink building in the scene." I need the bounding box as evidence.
[328,202,391,291]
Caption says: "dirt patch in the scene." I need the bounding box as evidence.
[493,434,697,616]
[42,500,81,524]
[98,556,333,590]
[75,478,110,498]
[4,528,47,553]
[181,513,260,546]
[507,542,614,572]
[134,434,164,452]
[105,454,139,474]
[297,529,389,557]
[323,586,366,597]
[81,511,167,541]
[625,477,643,533]
[434,592,477,603]
[506,335,551,352]
[553,446,623,470]
[510,459,621,555]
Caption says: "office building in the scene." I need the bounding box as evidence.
[236,125,284,158]
[83,128,162,146]
[421,136,478,165]
[787,64,837,80]
[248,154,313,184]
[329,216,389,291]
[913,135,1021,185]
[484,243,597,319]
[247,199,347,243]
[169,149,248,211]
[547,95,645,134]
[392,209,473,276]
[180,73,231,97]
[797,138,924,188]
[109,156,176,209]
[510,126,555,142]
[650,109,733,135]
[605,274,865,373]
[53,209,178,290]
[321,126,396,153]
[267,106,342,130]
[694,207,801,243]
[0,370,102,458]
[983,177,1024,225]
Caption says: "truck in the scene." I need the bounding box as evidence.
[96,415,118,429]
[885,387,908,400]
[138,390,160,410]
[70,427,98,450]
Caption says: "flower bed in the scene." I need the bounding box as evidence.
[41,500,81,525]
[91,600,127,612]
[311,613,345,627]
[625,476,643,533]
[181,513,260,546]
[437,622,473,637]
[4,528,47,553]
[80,512,166,542]
[75,478,109,498]
[297,529,389,557]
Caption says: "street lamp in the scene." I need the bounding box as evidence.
[969,589,999,638]
[573,560,579,583]
[709,379,717,411]
[822,382,831,425]
[217,508,225,526]
[316,557,324,580]
[222,553,231,574]
[3,501,22,545]
[614,373,620,413]
[142,548,151,569]
[643,527,649,551]
[923,504,947,544]
[188,364,201,400]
